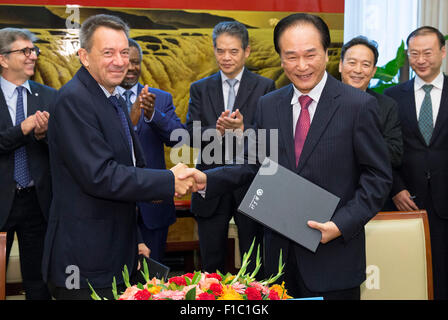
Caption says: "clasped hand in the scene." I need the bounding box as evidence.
[170,163,207,198]
[216,109,244,136]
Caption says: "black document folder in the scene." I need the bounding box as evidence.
[238,158,340,252]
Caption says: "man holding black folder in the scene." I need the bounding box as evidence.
[181,14,392,300]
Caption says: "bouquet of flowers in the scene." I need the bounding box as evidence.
[89,240,292,300]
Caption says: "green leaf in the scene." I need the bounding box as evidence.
[373,40,406,82]
[87,280,102,300]
[185,275,192,286]
[185,287,197,300]
[112,277,119,300]
[137,283,144,290]
[122,265,131,288]
[192,271,202,285]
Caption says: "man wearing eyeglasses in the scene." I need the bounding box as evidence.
[0,28,56,299]
[385,26,448,300]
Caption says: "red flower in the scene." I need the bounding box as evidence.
[169,276,187,286]
[245,287,262,300]
[206,273,222,281]
[183,273,195,280]
[209,283,223,296]
[198,292,216,300]
[268,290,280,300]
[134,289,151,300]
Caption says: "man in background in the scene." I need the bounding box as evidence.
[385,26,448,299]
[118,38,185,263]
[186,21,275,275]
[339,35,402,210]
[0,28,55,299]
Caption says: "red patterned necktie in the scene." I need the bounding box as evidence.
[294,95,312,167]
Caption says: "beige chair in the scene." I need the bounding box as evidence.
[361,210,433,300]
[0,232,6,300]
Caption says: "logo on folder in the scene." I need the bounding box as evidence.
[249,189,264,210]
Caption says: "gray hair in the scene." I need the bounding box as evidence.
[0,28,36,54]
[212,21,249,50]
[128,38,143,62]
[80,14,129,52]
[0,28,37,73]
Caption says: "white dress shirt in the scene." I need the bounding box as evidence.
[1,76,31,125]
[291,72,328,135]
[414,72,444,125]
[221,67,244,110]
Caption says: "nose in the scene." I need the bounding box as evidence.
[113,51,127,67]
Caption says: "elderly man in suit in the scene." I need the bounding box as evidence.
[384,26,448,299]
[117,38,185,263]
[185,21,276,275]
[42,14,197,300]
[182,13,391,300]
[339,36,403,210]
[0,28,55,299]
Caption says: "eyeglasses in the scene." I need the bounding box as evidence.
[1,46,40,57]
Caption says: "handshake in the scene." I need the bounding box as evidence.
[169,163,207,198]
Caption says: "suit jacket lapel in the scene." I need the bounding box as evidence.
[27,81,40,116]
[77,67,135,163]
[207,72,225,119]
[296,76,341,173]
[430,75,448,145]
[234,69,254,113]
[276,84,296,170]
[0,89,13,127]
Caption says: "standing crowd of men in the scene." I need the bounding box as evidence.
[0,12,447,300]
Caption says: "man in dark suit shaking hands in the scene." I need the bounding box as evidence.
[0,28,55,300]
[182,13,392,300]
[186,21,275,275]
[385,26,448,299]
[42,14,197,300]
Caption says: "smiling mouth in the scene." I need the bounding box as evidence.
[296,73,313,80]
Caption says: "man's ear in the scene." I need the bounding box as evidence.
[0,54,8,69]
[78,48,89,67]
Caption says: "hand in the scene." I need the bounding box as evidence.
[137,243,151,270]
[34,110,50,140]
[138,85,156,120]
[20,114,36,135]
[138,243,151,258]
[392,189,419,211]
[178,168,207,191]
[307,220,341,244]
[216,109,244,135]
[170,163,197,197]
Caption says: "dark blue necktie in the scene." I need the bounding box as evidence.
[123,90,133,115]
[14,86,31,188]
[109,95,134,153]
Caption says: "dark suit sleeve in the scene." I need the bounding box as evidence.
[51,91,175,202]
[147,92,185,147]
[382,99,403,168]
[0,125,28,154]
[331,97,392,242]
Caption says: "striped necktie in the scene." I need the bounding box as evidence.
[109,95,134,153]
